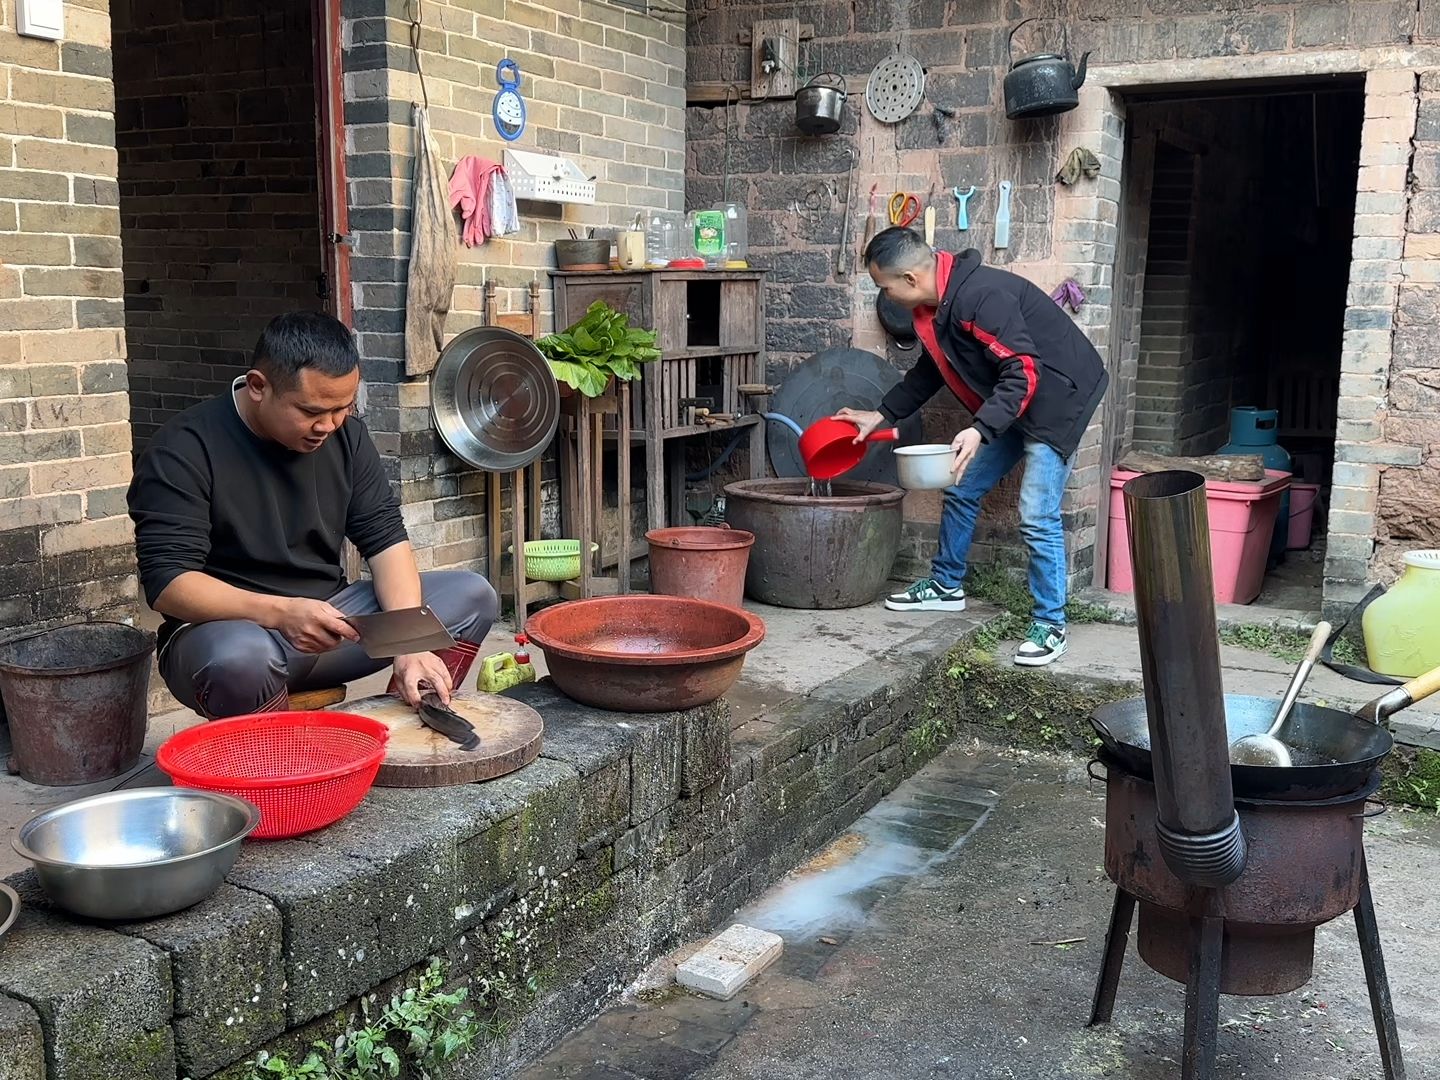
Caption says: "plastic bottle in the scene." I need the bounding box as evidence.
[1362,550,1440,678]
[713,201,749,269]
[645,210,682,268]
[478,633,538,693]
[688,209,727,269]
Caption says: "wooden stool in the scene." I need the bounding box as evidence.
[289,686,347,711]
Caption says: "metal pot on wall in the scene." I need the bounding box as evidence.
[795,73,847,135]
[1003,18,1090,120]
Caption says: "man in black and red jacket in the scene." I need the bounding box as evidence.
[837,227,1108,666]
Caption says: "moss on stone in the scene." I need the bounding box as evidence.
[1381,744,1440,812]
[916,637,1139,760]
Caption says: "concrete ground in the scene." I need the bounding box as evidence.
[520,742,1440,1080]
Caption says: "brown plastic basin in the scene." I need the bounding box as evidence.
[524,595,766,712]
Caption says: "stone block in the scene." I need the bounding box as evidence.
[120,884,285,1079]
[681,703,731,796]
[225,840,380,1026]
[0,995,44,1080]
[1338,441,1423,466]
[676,923,783,1000]
[629,711,683,822]
[294,799,464,993]
[0,899,174,1080]
[484,756,583,890]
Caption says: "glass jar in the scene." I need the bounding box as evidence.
[713,201,749,269]
[687,209,727,269]
[644,210,683,268]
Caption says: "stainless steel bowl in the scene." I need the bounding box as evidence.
[0,883,18,942]
[11,788,260,921]
[894,443,956,490]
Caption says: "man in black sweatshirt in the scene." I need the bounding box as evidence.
[128,311,498,719]
[837,228,1108,667]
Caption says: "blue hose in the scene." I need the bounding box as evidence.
[762,412,804,437]
[684,412,805,482]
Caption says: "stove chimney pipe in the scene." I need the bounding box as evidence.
[1122,471,1246,887]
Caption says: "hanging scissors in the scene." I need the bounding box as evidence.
[888,191,921,228]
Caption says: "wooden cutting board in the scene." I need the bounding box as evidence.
[342,691,544,788]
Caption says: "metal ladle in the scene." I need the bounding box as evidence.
[1229,620,1332,767]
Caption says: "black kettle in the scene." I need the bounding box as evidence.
[1003,18,1090,120]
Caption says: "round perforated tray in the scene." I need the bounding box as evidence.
[865,52,926,123]
[431,326,560,471]
[768,347,924,486]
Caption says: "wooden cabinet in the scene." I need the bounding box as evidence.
[551,269,769,533]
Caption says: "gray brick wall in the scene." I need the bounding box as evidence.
[686,1,1432,602]
[0,0,138,633]
[341,0,686,573]
[113,0,324,452]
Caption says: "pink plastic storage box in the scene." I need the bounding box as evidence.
[1287,482,1321,550]
[1107,468,1291,605]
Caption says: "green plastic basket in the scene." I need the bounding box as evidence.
[510,539,600,582]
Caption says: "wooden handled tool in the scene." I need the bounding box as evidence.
[859,184,879,264]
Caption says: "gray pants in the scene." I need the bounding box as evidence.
[160,570,498,719]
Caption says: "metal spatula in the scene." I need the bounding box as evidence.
[1230,621,1331,767]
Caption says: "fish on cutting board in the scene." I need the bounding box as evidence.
[418,694,481,750]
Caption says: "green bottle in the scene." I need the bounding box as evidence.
[689,210,727,269]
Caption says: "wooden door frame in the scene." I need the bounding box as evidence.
[312,0,352,325]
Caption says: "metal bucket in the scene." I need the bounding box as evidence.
[724,478,904,609]
[795,73,847,135]
[645,525,755,609]
[0,622,156,786]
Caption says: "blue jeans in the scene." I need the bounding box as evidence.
[930,428,1074,627]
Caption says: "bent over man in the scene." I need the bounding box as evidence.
[838,228,1109,667]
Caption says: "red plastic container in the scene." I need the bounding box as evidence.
[798,418,900,480]
[157,712,389,839]
[1106,468,1291,605]
[1287,482,1321,550]
[646,525,754,608]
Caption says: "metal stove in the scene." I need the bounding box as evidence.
[1089,471,1407,1080]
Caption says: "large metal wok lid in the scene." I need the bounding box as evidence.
[431,326,559,471]
[768,346,923,486]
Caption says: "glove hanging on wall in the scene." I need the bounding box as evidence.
[1056,147,1101,186]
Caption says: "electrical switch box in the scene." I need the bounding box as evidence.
[17,0,65,41]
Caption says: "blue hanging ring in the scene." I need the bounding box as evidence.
[496,58,521,91]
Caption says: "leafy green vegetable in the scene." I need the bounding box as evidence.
[536,300,661,397]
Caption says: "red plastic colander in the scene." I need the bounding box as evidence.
[157,711,389,839]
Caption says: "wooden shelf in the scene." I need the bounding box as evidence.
[668,345,763,359]
[551,269,768,532]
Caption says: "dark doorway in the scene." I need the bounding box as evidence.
[112,0,330,451]
[1124,79,1365,608]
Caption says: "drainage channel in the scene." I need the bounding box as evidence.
[518,748,1013,1080]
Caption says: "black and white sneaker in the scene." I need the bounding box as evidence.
[1014,622,1067,666]
[884,578,967,612]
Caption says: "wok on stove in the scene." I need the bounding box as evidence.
[1091,694,1392,801]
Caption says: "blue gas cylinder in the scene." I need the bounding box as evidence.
[1217,407,1291,563]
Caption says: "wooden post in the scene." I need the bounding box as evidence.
[512,469,527,631]
[487,475,503,598]
[618,381,632,593]
[577,396,594,598]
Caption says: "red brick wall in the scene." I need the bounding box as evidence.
[113,0,323,450]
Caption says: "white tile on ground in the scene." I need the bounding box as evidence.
[675,923,783,1001]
